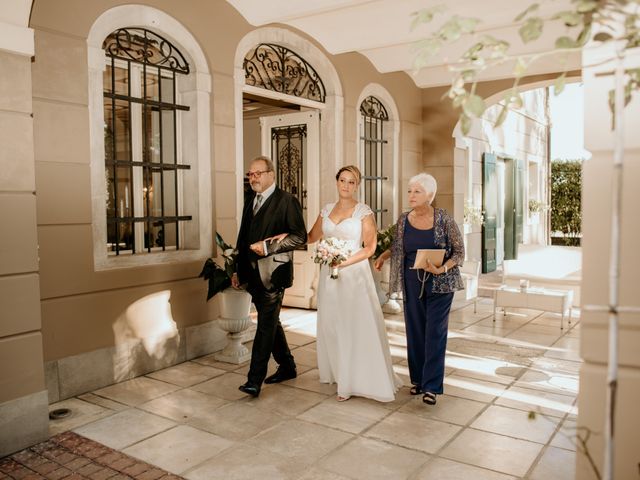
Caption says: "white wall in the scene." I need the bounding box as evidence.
[243,118,261,171]
[456,87,550,264]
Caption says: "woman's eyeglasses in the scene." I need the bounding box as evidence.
[245,170,271,179]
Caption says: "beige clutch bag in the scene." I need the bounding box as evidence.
[412,249,446,269]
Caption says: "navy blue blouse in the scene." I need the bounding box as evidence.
[403,221,437,267]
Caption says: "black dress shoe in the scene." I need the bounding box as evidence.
[264,367,297,384]
[238,382,260,397]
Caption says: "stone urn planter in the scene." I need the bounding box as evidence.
[369,259,402,314]
[214,287,252,364]
[199,233,254,364]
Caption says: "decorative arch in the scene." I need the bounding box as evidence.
[233,27,344,223]
[234,27,342,98]
[356,83,401,223]
[87,5,209,74]
[87,5,213,269]
[243,43,326,102]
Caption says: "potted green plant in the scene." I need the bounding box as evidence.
[199,232,252,364]
[528,199,543,214]
[370,224,402,313]
[199,232,238,300]
[464,202,484,225]
[373,223,396,260]
[528,199,544,224]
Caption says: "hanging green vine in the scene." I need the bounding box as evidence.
[412,0,640,134]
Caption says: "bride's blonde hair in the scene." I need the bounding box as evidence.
[335,165,362,184]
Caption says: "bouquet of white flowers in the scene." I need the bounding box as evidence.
[313,237,353,279]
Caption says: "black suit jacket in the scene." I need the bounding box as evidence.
[236,187,307,291]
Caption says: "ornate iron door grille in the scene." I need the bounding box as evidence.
[272,124,307,209]
[244,43,326,103]
[272,124,307,251]
[360,96,389,227]
[272,123,307,202]
[102,28,192,255]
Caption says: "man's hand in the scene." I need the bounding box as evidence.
[231,273,240,288]
[265,233,289,244]
[250,242,266,256]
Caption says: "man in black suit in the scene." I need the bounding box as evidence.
[232,156,307,397]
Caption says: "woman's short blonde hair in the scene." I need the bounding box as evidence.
[408,173,438,204]
[335,165,362,184]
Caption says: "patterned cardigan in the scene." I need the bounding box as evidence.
[389,208,465,295]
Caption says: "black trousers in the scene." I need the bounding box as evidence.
[403,267,454,394]
[246,267,296,387]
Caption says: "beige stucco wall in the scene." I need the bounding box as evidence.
[577,45,640,479]
[29,0,424,401]
[0,11,49,455]
[29,0,251,366]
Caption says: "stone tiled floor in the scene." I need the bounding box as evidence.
[8,299,601,480]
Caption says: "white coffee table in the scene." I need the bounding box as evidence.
[493,286,574,329]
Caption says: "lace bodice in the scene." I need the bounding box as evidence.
[321,202,373,251]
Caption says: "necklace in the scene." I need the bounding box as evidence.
[411,207,433,219]
[410,208,434,228]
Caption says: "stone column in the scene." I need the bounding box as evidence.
[0,11,49,456]
[578,44,640,478]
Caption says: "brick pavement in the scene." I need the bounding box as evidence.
[0,432,183,480]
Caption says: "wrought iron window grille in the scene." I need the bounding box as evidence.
[360,96,389,226]
[103,28,190,74]
[244,43,326,103]
[359,95,389,121]
[102,27,192,256]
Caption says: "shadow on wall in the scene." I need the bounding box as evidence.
[112,291,180,382]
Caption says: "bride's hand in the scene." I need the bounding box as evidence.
[266,233,289,244]
[373,256,385,271]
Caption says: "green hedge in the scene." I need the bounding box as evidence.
[551,160,582,246]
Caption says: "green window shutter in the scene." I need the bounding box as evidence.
[482,153,497,273]
[514,158,525,257]
[504,158,515,260]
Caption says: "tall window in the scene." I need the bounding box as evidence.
[103,28,192,255]
[359,96,389,227]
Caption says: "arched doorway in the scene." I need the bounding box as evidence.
[234,27,344,308]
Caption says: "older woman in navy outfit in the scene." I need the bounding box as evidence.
[375,173,464,405]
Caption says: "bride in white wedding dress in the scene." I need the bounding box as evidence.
[307,166,402,402]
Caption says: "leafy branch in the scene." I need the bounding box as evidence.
[412,0,640,134]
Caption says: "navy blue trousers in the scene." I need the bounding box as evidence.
[403,268,454,394]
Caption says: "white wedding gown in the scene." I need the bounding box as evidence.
[316,202,402,402]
